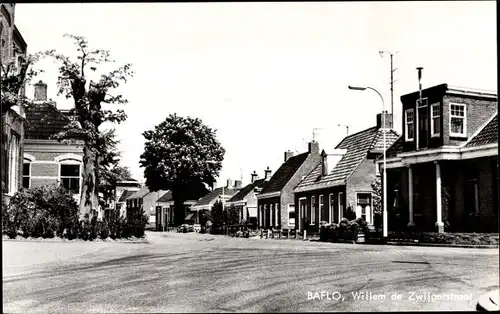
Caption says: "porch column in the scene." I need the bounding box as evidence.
[435,161,444,233]
[274,205,278,228]
[298,204,302,231]
[407,165,415,226]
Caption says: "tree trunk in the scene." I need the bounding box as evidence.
[79,144,99,218]
[171,186,186,226]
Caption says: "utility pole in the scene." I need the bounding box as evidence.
[416,67,424,151]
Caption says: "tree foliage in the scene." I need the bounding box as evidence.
[39,34,133,215]
[1,45,45,115]
[140,114,225,225]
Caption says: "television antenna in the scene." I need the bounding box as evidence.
[337,124,350,136]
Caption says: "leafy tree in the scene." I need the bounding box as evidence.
[226,204,240,226]
[371,178,383,231]
[97,128,133,207]
[39,34,133,216]
[1,46,44,116]
[140,114,225,225]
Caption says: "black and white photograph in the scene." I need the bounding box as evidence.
[1,1,498,312]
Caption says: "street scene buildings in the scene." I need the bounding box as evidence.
[2,2,498,313]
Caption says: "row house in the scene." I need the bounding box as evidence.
[225,171,269,228]
[191,179,241,224]
[23,81,86,207]
[125,186,168,224]
[1,3,28,203]
[379,83,498,233]
[113,180,141,218]
[155,191,198,230]
[257,142,322,230]
[294,112,399,233]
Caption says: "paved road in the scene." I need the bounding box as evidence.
[3,232,499,312]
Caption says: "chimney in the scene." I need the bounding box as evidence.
[284,150,294,162]
[34,80,47,102]
[226,179,233,188]
[234,180,242,189]
[250,171,258,183]
[376,111,393,129]
[321,150,328,176]
[308,141,319,154]
[264,167,272,181]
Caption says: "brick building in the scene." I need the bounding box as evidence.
[191,179,241,224]
[257,142,322,230]
[1,3,27,202]
[226,171,268,228]
[113,180,141,218]
[294,113,399,233]
[125,186,168,225]
[23,81,85,204]
[379,83,498,233]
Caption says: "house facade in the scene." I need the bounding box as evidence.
[294,113,399,233]
[191,179,241,224]
[23,81,85,206]
[112,180,141,219]
[1,3,27,203]
[155,191,198,230]
[257,142,322,230]
[379,83,498,233]
[226,171,268,228]
[125,186,168,224]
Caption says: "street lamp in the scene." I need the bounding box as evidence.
[348,85,388,239]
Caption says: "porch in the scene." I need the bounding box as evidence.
[385,156,498,233]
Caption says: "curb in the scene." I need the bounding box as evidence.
[383,241,499,249]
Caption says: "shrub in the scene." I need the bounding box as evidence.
[98,221,110,239]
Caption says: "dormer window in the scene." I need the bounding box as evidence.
[405,109,414,141]
[449,103,467,137]
[431,103,441,137]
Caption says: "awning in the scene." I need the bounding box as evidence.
[185,214,194,220]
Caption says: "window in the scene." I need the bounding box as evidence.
[319,195,324,223]
[275,203,279,227]
[338,192,344,220]
[329,194,334,223]
[431,103,441,137]
[22,162,30,189]
[356,193,373,224]
[450,103,466,137]
[405,109,414,141]
[60,164,80,193]
[299,198,306,226]
[310,196,315,225]
[288,204,295,225]
[8,134,20,194]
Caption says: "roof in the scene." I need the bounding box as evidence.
[127,186,150,200]
[156,190,173,203]
[259,153,309,194]
[193,186,239,207]
[227,178,266,203]
[295,127,399,191]
[25,104,70,140]
[118,190,137,202]
[465,113,498,147]
[384,136,404,159]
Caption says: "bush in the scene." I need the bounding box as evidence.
[98,221,110,239]
[2,185,79,239]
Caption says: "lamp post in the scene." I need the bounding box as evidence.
[348,85,388,239]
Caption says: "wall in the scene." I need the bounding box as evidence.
[24,143,84,202]
[442,94,497,146]
[143,190,168,223]
[257,196,280,229]
[294,185,346,232]
[280,152,322,230]
[346,156,377,216]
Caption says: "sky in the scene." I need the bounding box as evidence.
[15,2,497,187]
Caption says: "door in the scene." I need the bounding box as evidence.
[299,198,307,230]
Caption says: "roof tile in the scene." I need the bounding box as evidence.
[259,152,309,194]
[466,114,498,147]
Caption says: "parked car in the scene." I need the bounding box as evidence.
[477,289,499,311]
[192,224,201,233]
